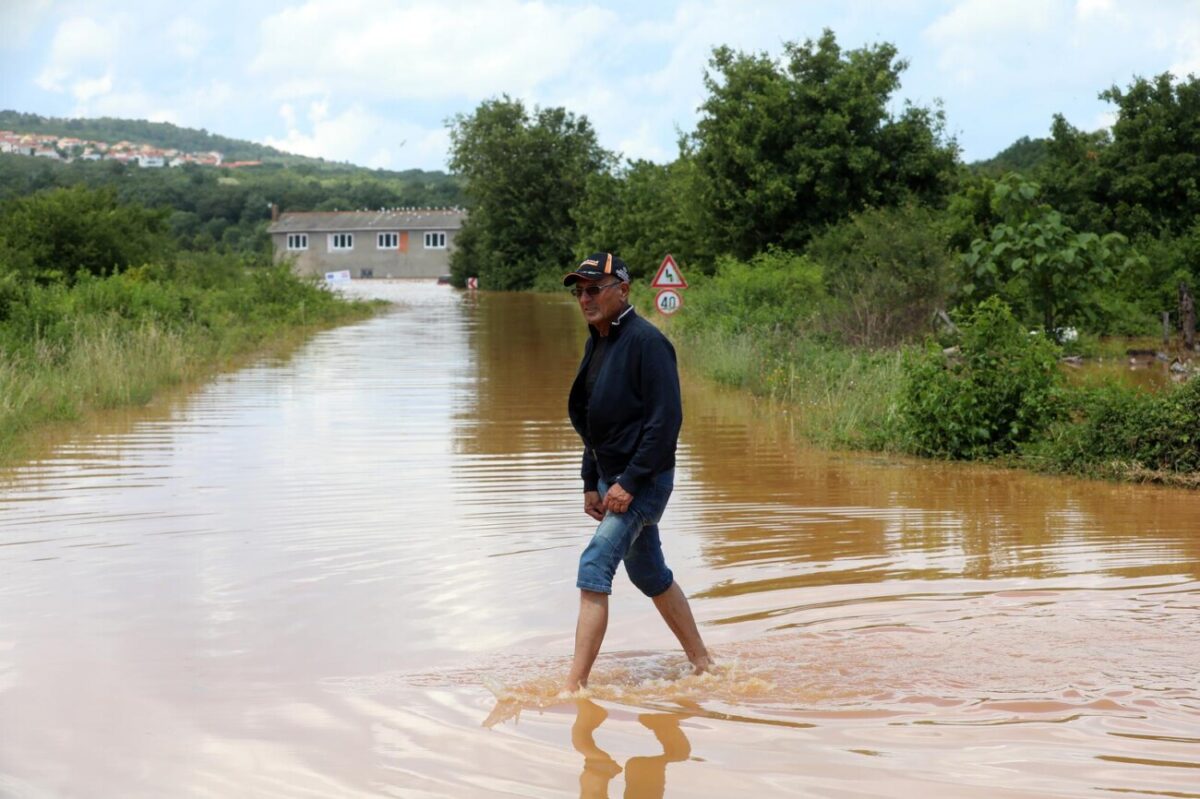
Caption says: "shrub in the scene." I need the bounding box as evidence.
[898,296,1063,459]
[806,203,955,346]
[1039,379,1200,476]
[676,248,825,336]
[0,185,172,282]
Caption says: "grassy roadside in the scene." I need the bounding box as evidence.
[664,323,904,451]
[638,289,1200,490]
[0,263,378,465]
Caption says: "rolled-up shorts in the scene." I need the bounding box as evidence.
[576,469,675,597]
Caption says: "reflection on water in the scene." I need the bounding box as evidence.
[0,281,1197,798]
[572,700,691,799]
[1068,358,1185,392]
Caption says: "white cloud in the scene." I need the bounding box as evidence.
[72,87,178,123]
[927,0,1060,41]
[35,15,120,92]
[263,101,449,169]
[924,0,1065,86]
[1074,0,1114,20]
[71,72,113,103]
[1169,19,1200,77]
[616,120,674,163]
[188,81,235,112]
[166,17,210,61]
[250,0,618,100]
[543,0,809,162]
[0,0,54,50]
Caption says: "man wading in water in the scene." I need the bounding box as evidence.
[562,252,713,692]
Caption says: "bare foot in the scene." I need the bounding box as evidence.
[690,654,715,675]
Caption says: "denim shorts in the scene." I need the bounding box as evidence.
[576,469,675,597]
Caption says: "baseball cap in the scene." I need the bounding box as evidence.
[562,252,631,286]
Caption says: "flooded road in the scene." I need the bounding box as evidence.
[1,282,1197,798]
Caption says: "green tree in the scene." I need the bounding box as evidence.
[448,97,609,289]
[1036,114,1110,232]
[1033,73,1200,239]
[692,29,958,259]
[1098,72,1200,237]
[960,177,1138,334]
[0,185,172,282]
[573,152,712,279]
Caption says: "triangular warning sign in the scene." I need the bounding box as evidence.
[651,254,688,289]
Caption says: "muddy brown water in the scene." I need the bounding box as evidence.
[1,282,1197,798]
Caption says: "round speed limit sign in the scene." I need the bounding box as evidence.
[655,289,683,315]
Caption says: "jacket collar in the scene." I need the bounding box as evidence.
[589,304,636,340]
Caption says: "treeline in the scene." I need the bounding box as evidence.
[0,153,465,254]
[448,30,1198,345]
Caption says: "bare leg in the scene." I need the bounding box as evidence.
[564,590,608,691]
[652,582,713,673]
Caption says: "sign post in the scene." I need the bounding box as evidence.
[651,254,687,316]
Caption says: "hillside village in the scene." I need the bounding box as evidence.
[0,130,262,169]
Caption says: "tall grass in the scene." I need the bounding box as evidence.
[667,322,905,450]
[0,261,375,462]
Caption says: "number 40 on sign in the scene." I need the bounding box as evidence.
[655,289,683,315]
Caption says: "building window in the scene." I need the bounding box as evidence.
[286,233,308,251]
[329,233,354,251]
[424,231,446,249]
[378,232,399,249]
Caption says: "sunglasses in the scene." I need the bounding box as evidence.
[569,281,623,299]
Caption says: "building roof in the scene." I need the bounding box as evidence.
[268,209,466,233]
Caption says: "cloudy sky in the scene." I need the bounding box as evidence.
[2,0,1198,171]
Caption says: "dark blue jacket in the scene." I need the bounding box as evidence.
[568,306,682,496]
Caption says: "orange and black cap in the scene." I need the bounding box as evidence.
[563,252,631,286]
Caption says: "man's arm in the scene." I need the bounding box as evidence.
[614,335,682,496]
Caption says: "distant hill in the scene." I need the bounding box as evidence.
[0,112,466,255]
[971,136,1050,176]
[0,109,449,182]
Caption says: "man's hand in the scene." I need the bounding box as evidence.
[603,482,633,514]
[583,491,605,521]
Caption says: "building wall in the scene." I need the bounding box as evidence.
[272,228,458,278]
